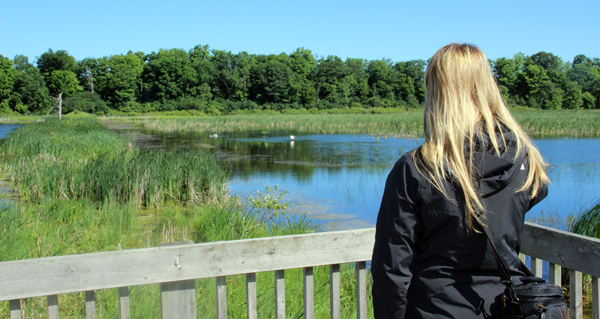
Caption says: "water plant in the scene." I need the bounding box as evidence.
[120,109,600,139]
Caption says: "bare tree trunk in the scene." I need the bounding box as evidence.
[58,92,63,120]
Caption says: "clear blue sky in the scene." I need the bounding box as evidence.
[1,0,598,64]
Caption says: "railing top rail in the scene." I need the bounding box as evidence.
[0,228,375,301]
[2,222,600,302]
[521,222,600,278]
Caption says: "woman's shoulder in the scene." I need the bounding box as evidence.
[388,148,427,189]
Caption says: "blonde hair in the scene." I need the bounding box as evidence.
[416,43,548,229]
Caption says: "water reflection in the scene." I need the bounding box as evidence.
[3,122,599,230]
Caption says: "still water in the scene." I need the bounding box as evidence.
[2,122,598,230]
[103,121,600,230]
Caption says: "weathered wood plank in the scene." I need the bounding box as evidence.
[9,299,20,319]
[216,276,227,319]
[159,241,196,319]
[303,267,314,319]
[119,287,130,319]
[330,264,340,319]
[549,263,561,286]
[48,294,59,319]
[246,273,257,319]
[530,257,543,277]
[570,270,583,319]
[592,276,599,319]
[275,270,285,319]
[521,222,600,278]
[85,290,95,319]
[0,229,375,301]
[356,261,367,319]
[160,279,196,319]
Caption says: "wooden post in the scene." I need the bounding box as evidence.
[48,295,59,319]
[275,270,285,319]
[159,241,196,319]
[119,287,130,319]
[216,276,227,319]
[570,270,583,319]
[592,276,599,319]
[303,267,314,319]
[85,290,95,319]
[530,257,543,277]
[356,262,367,319]
[246,273,257,319]
[9,299,20,319]
[549,263,562,286]
[330,264,341,319]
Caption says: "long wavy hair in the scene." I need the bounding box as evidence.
[416,43,549,229]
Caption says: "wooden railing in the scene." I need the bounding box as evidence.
[1,223,599,319]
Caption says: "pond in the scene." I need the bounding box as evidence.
[2,122,598,230]
[102,121,600,230]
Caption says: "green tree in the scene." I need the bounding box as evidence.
[141,49,198,104]
[12,65,52,114]
[250,54,293,104]
[493,54,526,98]
[367,59,395,100]
[397,60,426,103]
[37,49,77,79]
[313,55,347,105]
[106,52,144,107]
[47,70,83,97]
[0,55,16,107]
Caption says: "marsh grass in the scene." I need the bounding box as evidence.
[0,115,374,318]
[122,109,600,138]
[1,116,227,207]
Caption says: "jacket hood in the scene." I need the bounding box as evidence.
[469,124,526,198]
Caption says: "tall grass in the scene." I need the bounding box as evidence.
[0,115,375,318]
[1,115,227,207]
[127,109,600,138]
[569,199,600,238]
[133,113,425,137]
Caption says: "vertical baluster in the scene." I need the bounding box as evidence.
[246,273,257,319]
[330,264,341,319]
[86,290,96,319]
[303,267,314,319]
[570,270,583,319]
[549,263,562,286]
[48,295,59,319]
[356,261,367,319]
[119,287,130,319]
[216,276,227,319]
[275,270,285,319]
[592,276,599,319]
[530,257,543,277]
[9,299,21,319]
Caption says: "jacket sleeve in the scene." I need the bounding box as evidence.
[528,181,548,211]
[371,158,421,319]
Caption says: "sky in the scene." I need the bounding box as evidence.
[1,0,598,65]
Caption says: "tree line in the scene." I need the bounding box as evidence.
[0,45,599,115]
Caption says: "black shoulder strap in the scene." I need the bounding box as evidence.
[480,225,534,285]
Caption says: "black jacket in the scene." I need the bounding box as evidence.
[371,129,548,319]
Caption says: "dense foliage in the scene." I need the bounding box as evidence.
[1,46,599,115]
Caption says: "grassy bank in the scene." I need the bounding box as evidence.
[123,109,600,138]
[0,115,373,318]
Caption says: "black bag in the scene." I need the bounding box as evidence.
[482,227,567,319]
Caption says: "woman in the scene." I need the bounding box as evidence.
[371,43,549,318]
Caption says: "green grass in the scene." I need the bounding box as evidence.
[0,114,374,318]
[116,109,600,139]
[1,115,227,207]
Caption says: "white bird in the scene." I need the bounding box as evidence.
[289,135,295,140]
[209,134,218,138]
